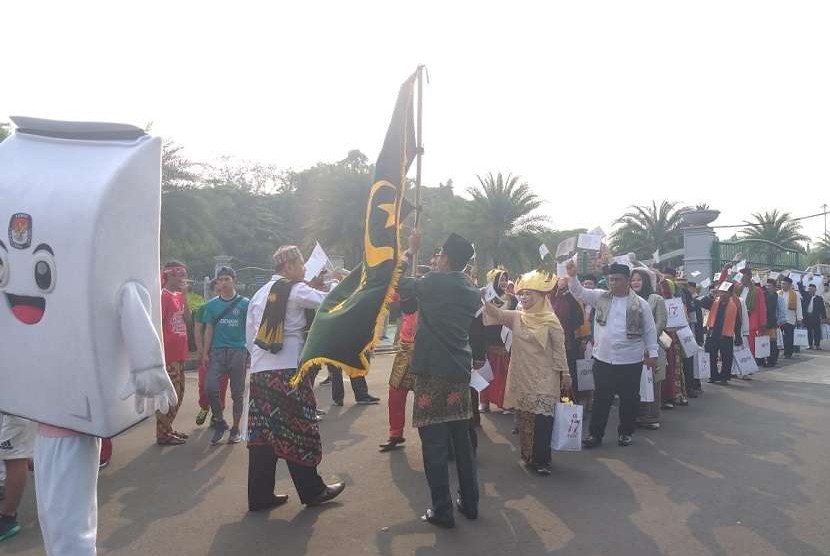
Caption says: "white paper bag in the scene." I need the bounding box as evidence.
[754,335,771,358]
[823,323,830,340]
[676,326,699,358]
[551,402,583,451]
[659,331,673,350]
[476,360,494,383]
[470,370,490,392]
[776,327,784,347]
[639,366,654,402]
[575,359,595,391]
[694,349,710,379]
[665,298,688,328]
[794,328,809,347]
[732,344,758,375]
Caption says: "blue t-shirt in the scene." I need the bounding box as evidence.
[201,295,250,350]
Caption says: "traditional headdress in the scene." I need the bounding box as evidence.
[516,270,557,294]
[273,245,302,269]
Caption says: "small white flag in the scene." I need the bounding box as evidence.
[304,242,331,281]
[539,243,550,260]
[699,277,712,289]
[652,249,661,263]
[690,271,701,277]
[589,226,606,238]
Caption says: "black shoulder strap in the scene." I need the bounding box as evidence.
[212,295,242,326]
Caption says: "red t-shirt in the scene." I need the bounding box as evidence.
[161,289,189,363]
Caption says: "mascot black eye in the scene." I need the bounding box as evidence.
[32,248,56,293]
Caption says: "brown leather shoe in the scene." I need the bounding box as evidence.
[305,482,345,507]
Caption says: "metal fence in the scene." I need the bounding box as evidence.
[713,239,802,273]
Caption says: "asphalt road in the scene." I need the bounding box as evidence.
[5,350,830,556]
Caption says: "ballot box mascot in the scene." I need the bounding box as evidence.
[0,117,176,555]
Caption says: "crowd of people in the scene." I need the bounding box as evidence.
[2,234,830,543]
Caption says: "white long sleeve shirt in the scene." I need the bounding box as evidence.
[778,289,803,325]
[246,275,328,373]
[568,276,659,365]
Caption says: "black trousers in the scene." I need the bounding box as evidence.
[709,337,734,381]
[331,367,369,403]
[589,360,642,438]
[529,413,554,466]
[807,319,822,348]
[248,446,326,509]
[782,323,795,357]
[419,420,479,520]
[767,336,780,366]
[683,356,699,392]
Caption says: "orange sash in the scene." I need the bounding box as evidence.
[706,296,738,337]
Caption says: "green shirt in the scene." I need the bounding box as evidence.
[201,295,250,350]
[398,271,481,383]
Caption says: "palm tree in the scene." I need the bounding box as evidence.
[465,172,549,274]
[610,201,687,260]
[739,210,807,266]
[806,233,830,266]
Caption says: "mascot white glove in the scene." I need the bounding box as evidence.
[117,282,178,415]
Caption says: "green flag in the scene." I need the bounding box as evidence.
[292,71,417,386]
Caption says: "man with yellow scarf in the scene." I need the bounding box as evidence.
[778,276,803,359]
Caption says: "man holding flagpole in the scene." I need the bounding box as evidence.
[398,232,481,528]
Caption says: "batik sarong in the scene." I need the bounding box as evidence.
[389,341,415,390]
[247,369,321,467]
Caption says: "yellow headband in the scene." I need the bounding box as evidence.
[516,270,557,294]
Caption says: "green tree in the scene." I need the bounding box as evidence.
[610,201,687,259]
[162,140,200,191]
[465,172,549,275]
[293,150,375,268]
[739,210,807,265]
[0,122,9,142]
[807,233,830,265]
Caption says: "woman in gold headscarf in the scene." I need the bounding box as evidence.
[483,270,571,475]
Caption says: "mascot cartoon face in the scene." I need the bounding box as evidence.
[1,212,57,325]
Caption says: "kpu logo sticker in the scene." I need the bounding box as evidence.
[9,213,32,250]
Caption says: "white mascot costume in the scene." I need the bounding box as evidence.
[0,117,177,555]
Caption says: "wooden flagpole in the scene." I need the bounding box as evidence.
[412,64,425,276]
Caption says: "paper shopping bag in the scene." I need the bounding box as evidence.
[575,359,595,391]
[676,326,699,358]
[822,323,830,340]
[733,344,758,375]
[776,328,784,347]
[694,349,710,379]
[664,298,688,328]
[551,402,583,451]
[754,335,771,358]
[794,328,809,347]
[639,366,654,402]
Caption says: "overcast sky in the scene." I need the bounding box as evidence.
[3,1,829,242]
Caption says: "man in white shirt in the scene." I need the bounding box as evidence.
[778,276,803,359]
[244,245,345,511]
[566,261,658,448]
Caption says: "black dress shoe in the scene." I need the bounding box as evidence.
[582,435,602,449]
[455,494,478,520]
[306,482,345,507]
[421,508,455,528]
[249,494,289,512]
[618,434,633,447]
[379,437,406,452]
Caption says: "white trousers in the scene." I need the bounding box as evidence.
[34,434,100,556]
